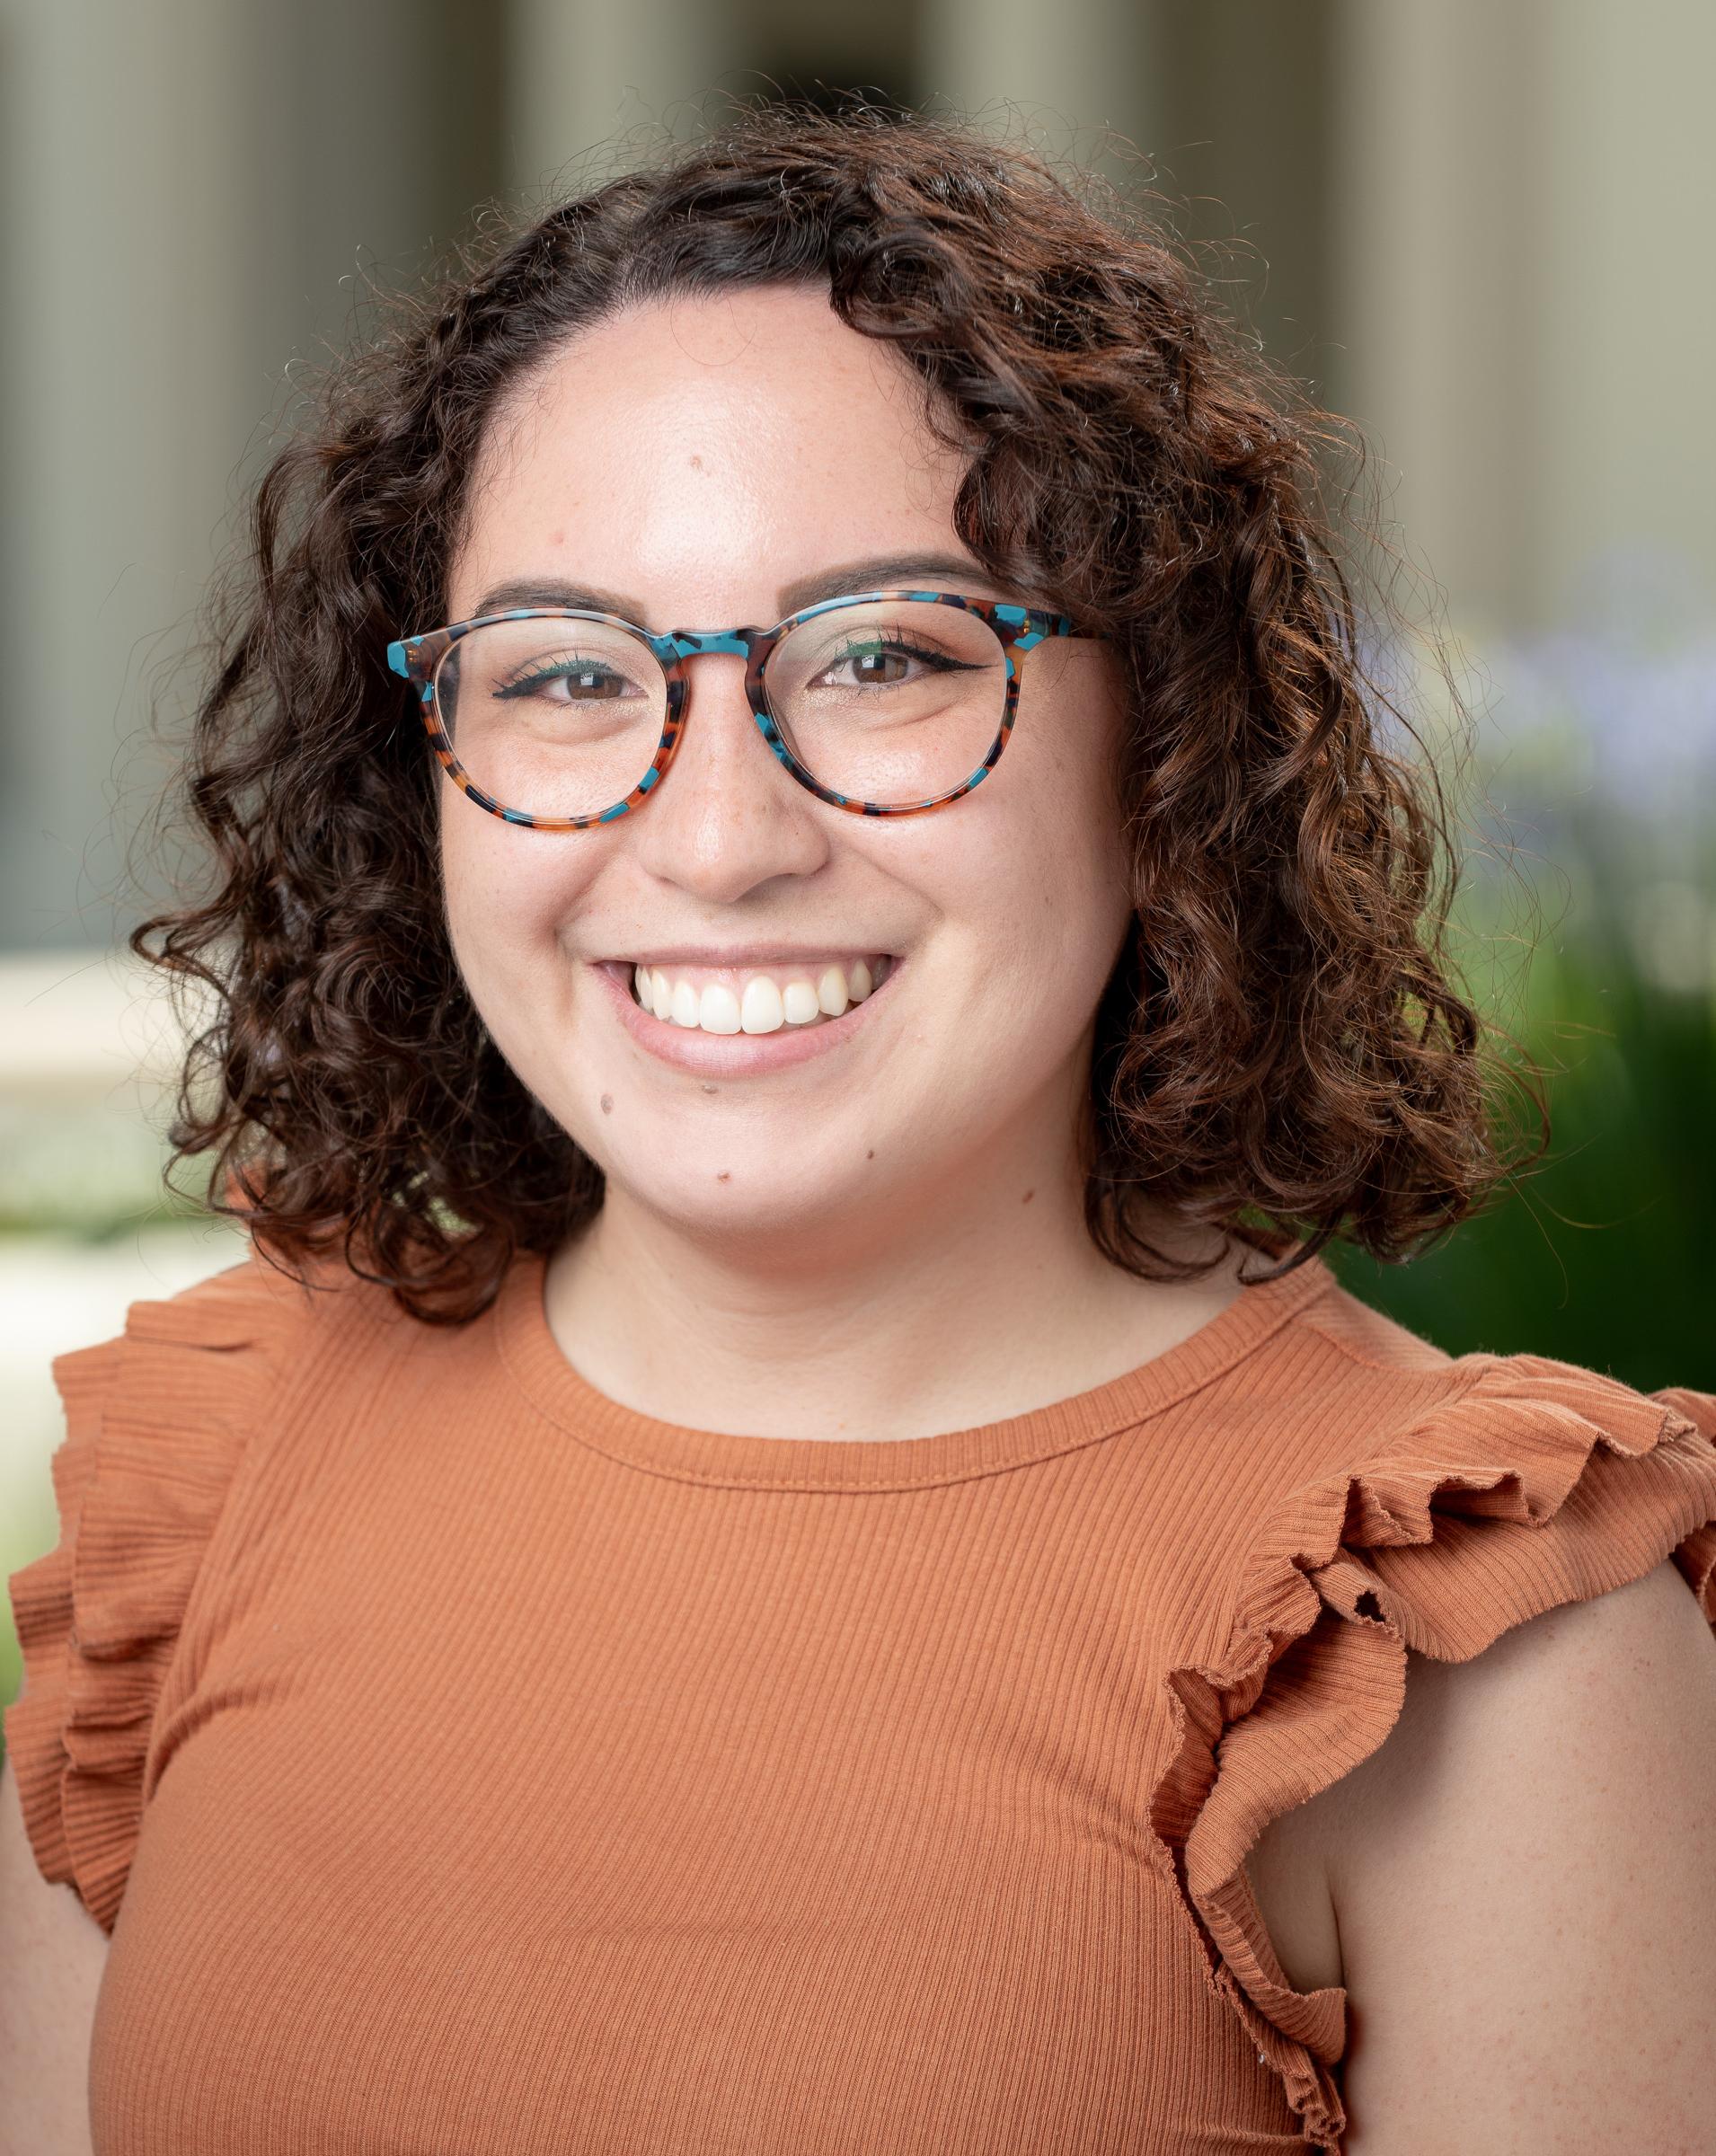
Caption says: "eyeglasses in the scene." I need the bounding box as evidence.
[386,589,1105,829]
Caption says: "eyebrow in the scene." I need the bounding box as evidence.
[464,551,1017,631]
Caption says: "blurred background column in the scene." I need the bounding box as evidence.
[504,0,728,199]
[0,0,503,951]
[913,0,1155,174]
[1328,0,1716,637]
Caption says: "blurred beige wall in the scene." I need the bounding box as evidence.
[503,0,729,201]
[0,0,501,952]
[1329,0,1716,640]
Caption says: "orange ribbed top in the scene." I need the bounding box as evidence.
[9,1235,1716,2153]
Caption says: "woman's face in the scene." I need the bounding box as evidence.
[441,282,1135,1256]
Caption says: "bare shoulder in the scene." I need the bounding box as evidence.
[1248,1559,1716,2152]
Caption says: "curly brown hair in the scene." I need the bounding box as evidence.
[127,96,1547,1324]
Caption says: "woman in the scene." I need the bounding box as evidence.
[5,102,1714,2154]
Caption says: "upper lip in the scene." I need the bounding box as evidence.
[602,944,898,967]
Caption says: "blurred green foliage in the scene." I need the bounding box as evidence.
[1329,900,1713,1391]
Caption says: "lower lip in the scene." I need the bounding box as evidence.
[592,959,903,1075]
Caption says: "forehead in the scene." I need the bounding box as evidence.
[453,286,971,617]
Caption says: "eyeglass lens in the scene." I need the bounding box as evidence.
[432,602,1010,818]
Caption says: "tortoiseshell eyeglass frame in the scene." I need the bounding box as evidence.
[385,588,1104,829]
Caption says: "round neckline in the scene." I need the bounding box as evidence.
[493,1225,1338,1492]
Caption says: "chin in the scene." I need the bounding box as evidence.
[606,1132,878,1235]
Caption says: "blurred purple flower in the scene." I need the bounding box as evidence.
[1480,544,1716,830]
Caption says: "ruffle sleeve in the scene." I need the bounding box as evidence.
[1145,1352,1716,2151]
[4,1252,302,1934]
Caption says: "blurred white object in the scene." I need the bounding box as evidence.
[0,942,206,1091]
[0,943,220,1229]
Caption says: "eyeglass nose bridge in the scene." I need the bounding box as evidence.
[650,628,777,721]
[658,629,757,660]
[643,627,803,804]
[655,626,817,822]
[650,624,782,734]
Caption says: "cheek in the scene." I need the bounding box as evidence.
[438,798,600,1002]
[933,796,1131,1046]
[1004,739,1134,956]
[986,783,1131,1046]
[1010,655,1131,882]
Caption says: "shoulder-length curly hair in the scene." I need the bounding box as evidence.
[129,97,1546,1324]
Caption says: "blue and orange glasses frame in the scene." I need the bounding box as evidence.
[385,588,1102,830]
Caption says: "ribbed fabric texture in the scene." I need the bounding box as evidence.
[8,1232,1716,2154]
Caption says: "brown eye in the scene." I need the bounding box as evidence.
[823,642,910,687]
[498,658,639,702]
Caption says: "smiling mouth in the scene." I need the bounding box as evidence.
[617,954,898,1036]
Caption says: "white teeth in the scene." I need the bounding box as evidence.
[739,977,784,1034]
[625,958,894,1034]
[697,983,741,1034]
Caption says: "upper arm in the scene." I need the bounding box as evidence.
[1,1745,107,2156]
[1322,1557,1716,2153]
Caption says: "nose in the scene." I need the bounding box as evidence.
[630,650,830,901]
